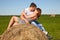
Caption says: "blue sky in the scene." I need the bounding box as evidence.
[0,0,60,15]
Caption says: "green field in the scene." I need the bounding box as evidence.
[0,15,60,40]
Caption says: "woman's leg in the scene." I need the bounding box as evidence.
[7,16,19,29]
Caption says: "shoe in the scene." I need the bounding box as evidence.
[46,34,53,40]
[43,31,48,35]
[43,31,53,40]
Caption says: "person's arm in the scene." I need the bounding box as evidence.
[30,16,37,20]
[22,12,37,19]
[20,12,25,20]
[25,10,38,18]
[20,10,29,24]
[28,12,37,18]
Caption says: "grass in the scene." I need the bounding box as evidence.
[0,15,60,40]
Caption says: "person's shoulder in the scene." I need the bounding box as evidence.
[24,7,29,12]
[25,7,29,10]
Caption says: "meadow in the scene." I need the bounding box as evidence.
[0,15,60,40]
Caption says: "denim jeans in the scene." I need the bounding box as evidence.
[31,20,46,31]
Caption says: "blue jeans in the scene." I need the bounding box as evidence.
[31,20,46,31]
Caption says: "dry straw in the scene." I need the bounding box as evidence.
[0,24,48,40]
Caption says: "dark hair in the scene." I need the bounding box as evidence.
[30,2,37,7]
[36,8,42,18]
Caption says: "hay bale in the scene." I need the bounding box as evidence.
[0,24,48,40]
[50,14,56,17]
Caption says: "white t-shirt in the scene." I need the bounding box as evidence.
[24,8,34,16]
[24,8,34,21]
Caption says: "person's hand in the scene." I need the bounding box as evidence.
[24,19,29,24]
[30,16,37,21]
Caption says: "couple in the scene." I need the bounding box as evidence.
[7,3,48,36]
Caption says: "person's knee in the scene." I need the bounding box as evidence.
[12,16,18,22]
[12,16,18,20]
[12,16,16,18]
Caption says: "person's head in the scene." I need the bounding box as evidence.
[35,8,42,18]
[29,2,37,11]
